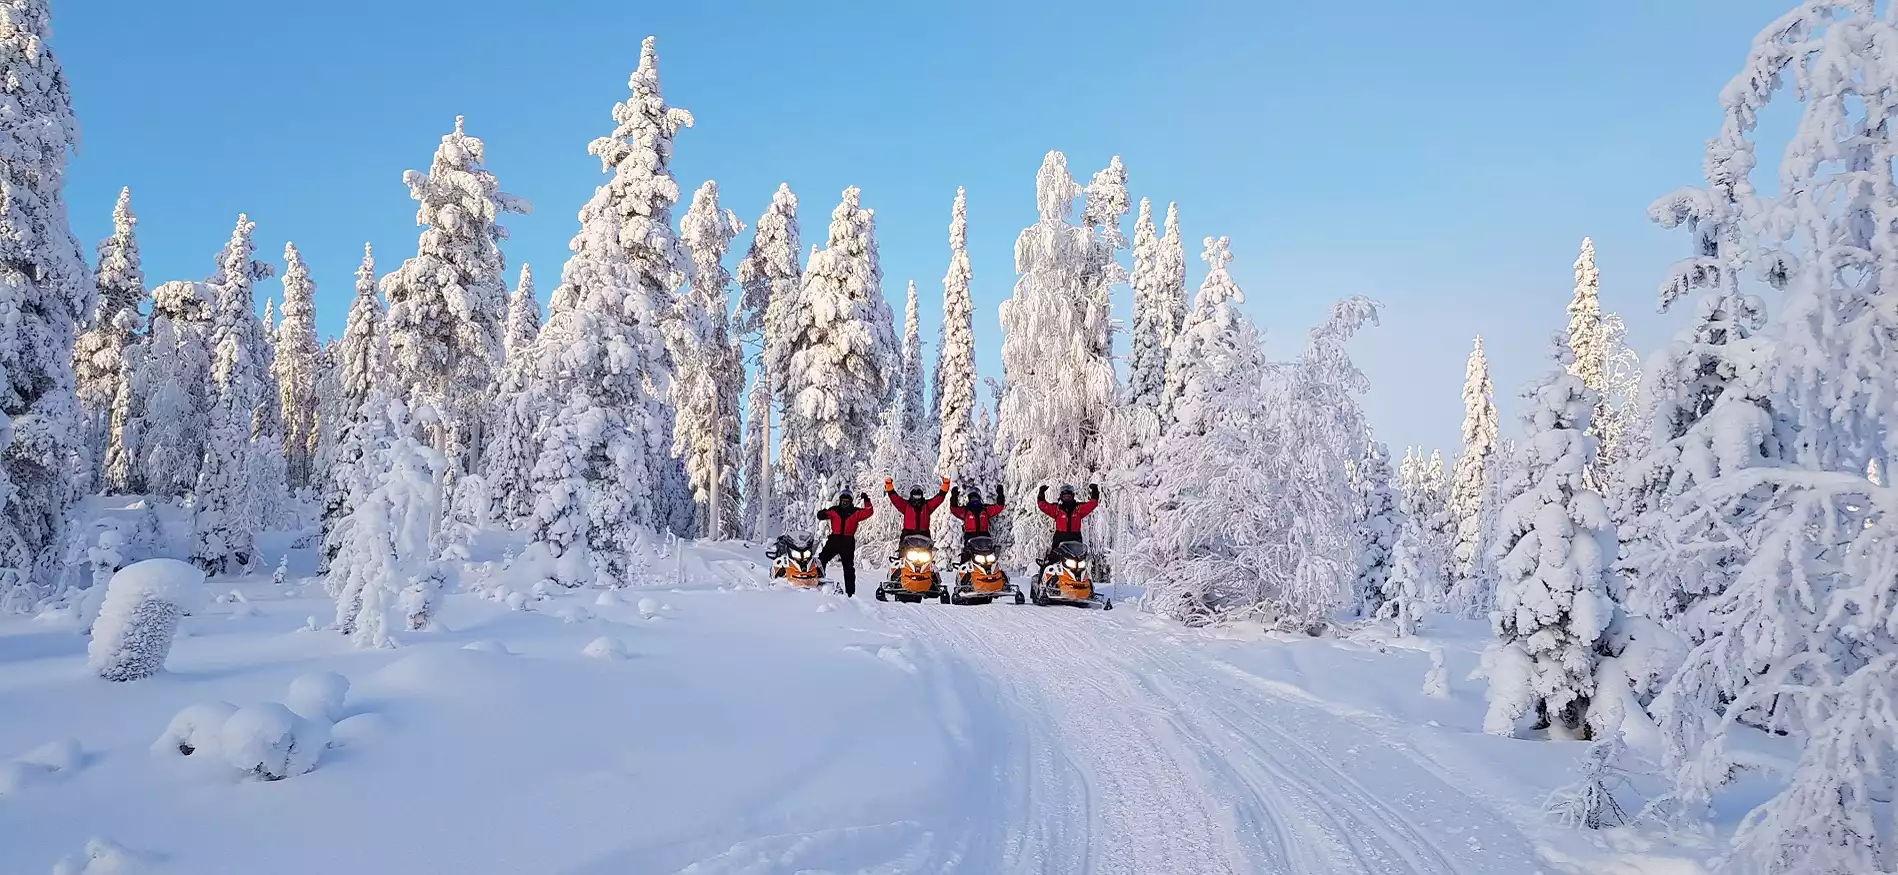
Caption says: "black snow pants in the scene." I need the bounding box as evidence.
[820,535,857,597]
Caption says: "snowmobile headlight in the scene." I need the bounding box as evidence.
[793,550,810,560]
[1065,558,1080,568]
[906,549,932,563]
[977,553,994,564]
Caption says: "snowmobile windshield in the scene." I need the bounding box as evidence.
[1053,541,1087,562]
[965,535,996,554]
[900,534,934,551]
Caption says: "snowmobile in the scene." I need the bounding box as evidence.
[1030,540,1113,610]
[875,534,949,603]
[949,534,1024,605]
[766,534,827,591]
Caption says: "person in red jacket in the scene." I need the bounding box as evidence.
[949,484,1004,560]
[886,476,950,538]
[816,490,873,597]
[1038,483,1100,563]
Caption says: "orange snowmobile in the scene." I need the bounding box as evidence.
[875,533,948,603]
[767,534,827,590]
[1031,540,1113,610]
[950,534,1024,605]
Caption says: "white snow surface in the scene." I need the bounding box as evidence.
[2,536,1722,873]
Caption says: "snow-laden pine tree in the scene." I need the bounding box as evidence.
[673,179,745,539]
[273,243,320,492]
[1482,337,1620,740]
[1446,336,1500,616]
[772,186,896,527]
[0,0,89,610]
[1156,203,1188,377]
[1641,11,1898,870]
[76,188,144,494]
[1106,198,1177,552]
[934,188,978,483]
[516,37,691,575]
[320,245,387,574]
[130,281,213,499]
[1350,440,1400,619]
[1567,238,1636,485]
[1421,448,1456,599]
[192,216,274,575]
[1382,510,1430,638]
[997,153,1119,568]
[968,401,1003,496]
[503,263,540,364]
[740,184,801,355]
[381,116,529,479]
[899,280,926,437]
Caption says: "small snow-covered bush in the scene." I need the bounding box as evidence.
[152,701,238,757]
[1544,733,1635,830]
[50,837,145,875]
[285,672,350,724]
[1422,648,1449,699]
[21,738,83,772]
[88,559,203,682]
[220,703,327,781]
[582,636,627,659]
[637,597,660,619]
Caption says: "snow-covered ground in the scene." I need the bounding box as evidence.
[3,536,1716,874]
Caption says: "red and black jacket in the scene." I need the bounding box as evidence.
[950,487,1005,535]
[887,483,948,533]
[818,501,873,537]
[1038,489,1098,533]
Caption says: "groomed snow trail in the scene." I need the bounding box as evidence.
[884,604,1546,875]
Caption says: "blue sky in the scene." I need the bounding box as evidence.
[58,0,1793,454]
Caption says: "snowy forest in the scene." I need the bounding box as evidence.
[4,1,1897,873]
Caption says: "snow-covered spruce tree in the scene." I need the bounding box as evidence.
[1351,440,1400,619]
[1643,12,1898,870]
[327,398,444,646]
[192,216,274,575]
[1391,448,1447,626]
[130,281,213,499]
[1138,295,1379,627]
[320,245,386,573]
[503,263,540,364]
[673,179,745,539]
[88,559,203,681]
[1156,203,1188,382]
[1482,337,1620,740]
[968,402,1003,497]
[772,186,896,528]
[1446,336,1500,616]
[1382,512,1430,638]
[1566,238,1629,486]
[76,188,144,493]
[1422,448,1456,600]
[997,153,1119,569]
[934,187,978,483]
[382,116,529,479]
[740,183,801,354]
[0,0,89,611]
[517,37,691,573]
[741,372,772,540]
[899,280,926,437]
[1126,198,1168,413]
[273,243,320,492]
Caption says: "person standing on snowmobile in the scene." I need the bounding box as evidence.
[886,476,950,538]
[949,484,1004,561]
[1037,483,1099,564]
[816,490,873,597]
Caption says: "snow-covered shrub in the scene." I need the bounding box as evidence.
[151,701,238,757]
[20,738,83,773]
[1422,647,1448,699]
[284,671,349,724]
[219,702,327,781]
[1350,441,1399,618]
[50,837,147,875]
[270,554,288,588]
[582,636,627,659]
[637,597,660,620]
[88,559,203,682]
[1544,733,1634,830]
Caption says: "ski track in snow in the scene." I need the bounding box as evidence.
[877,604,1546,875]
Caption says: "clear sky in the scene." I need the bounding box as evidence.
[57,0,1794,455]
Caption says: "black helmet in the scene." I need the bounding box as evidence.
[837,490,854,504]
[1058,484,1076,499]
[908,485,925,499]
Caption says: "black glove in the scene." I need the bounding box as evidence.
[1089,484,1101,500]
[858,492,871,506]
[950,486,961,505]
[994,484,1005,505]
[1038,485,1048,500]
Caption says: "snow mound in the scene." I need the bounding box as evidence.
[220,703,327,781]
[88,558,204,682]
[816,602,837,614]
[875,645,916,674]
[152,701,238,757]
[20,738,84,772]
[503,591,529,611]
[463,639,512,655]
[581,636,628,660]
[50,837,146,875]
[285,671,350,723]
[329,713,388,749]
[0,761,36,797]
[556,605,592,624]
[637,597,660,619]
[594,590,622,607]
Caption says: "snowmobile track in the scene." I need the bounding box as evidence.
[884,604,1545,875]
